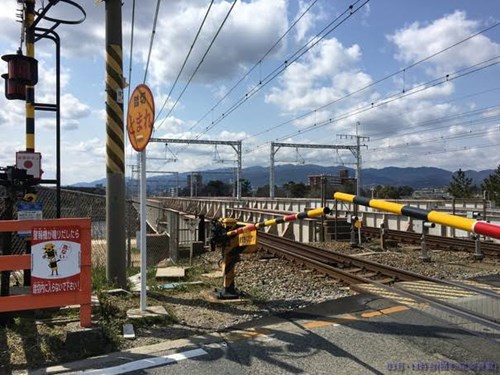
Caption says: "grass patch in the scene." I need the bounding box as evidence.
[1,252,236,372]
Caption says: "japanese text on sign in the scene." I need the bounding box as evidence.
[32,227,80,241]
[127,84,155,152]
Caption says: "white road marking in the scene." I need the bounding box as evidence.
[78,348,208,374]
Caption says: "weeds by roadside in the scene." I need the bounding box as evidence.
[0,257,220,373]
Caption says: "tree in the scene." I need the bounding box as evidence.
[202,180,231,196]
[255,184,270,197]
[372,185,414,199]
[447,169,475,198]
[283,181,309,198]
[240,179,252,196]
[376,185,399,199]
[398,185,414,198]
[481,164,500,205]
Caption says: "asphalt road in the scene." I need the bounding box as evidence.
[30,293,500,375]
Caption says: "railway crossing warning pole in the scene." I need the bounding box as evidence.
[25,0,36,153]
[105,0,126,288]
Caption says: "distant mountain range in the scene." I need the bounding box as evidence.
[72,164,495,191]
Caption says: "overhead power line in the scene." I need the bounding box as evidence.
[155,0,215,123]
[184,0,321,134]
[365,142,500,165]
[192,0,370,140]
[369,104,500,143]
[243,21,500,142]
[270,56,500,143]
[155,0,238,132]
[126,0,136,102]
[143,0,162,84]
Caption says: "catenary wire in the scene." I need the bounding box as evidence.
[243,21,500,142]
[192,0,370,140]
[184,0,321,134]
[126,0,136,102]
[154,0,215,123]
[143,0,162,84]
[154,0,238,132]
[268,56,500,144]
[369,104,500,143]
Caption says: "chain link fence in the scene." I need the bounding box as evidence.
[0,187,206,276]
[1,187,140,268]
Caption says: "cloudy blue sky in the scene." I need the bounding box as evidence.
[0,0,499,186]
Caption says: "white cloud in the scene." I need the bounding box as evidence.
[388,10,500,75]
[61,94,91,120]
[294,0,317,43]
[144,0,288,86]
[265,38,368,112]
[1,1,498,186]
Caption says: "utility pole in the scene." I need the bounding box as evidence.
[105,0,126,288]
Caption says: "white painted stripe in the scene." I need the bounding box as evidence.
[78,348,208,375]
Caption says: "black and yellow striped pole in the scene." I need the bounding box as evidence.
[25,0,35,152]
[334,192,500,240]
[105,0,126,287]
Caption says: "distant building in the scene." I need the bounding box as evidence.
[412,188,450,199]
[308,174,342,189]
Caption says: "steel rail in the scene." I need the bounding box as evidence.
[257,233,500,331]
[362,226,500,258]
[259,233,500,299]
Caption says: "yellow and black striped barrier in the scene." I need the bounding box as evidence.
[334,192,500,240]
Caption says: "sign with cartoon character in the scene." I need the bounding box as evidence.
[30,226,81,295]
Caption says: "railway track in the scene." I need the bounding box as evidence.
[219,206,500,258]
[258,232,500,340]
[361,226,500,258]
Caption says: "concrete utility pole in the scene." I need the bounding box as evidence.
[105,0,126,287]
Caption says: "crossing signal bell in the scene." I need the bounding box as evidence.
[2,51,38,100]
